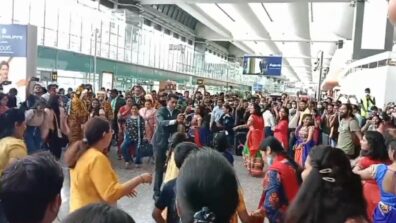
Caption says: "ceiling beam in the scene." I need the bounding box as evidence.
[234,3,300,81]
[176,3,256,55]
[140,0,350,4]
[231,41,256,55]
[288,1,313,80]
[177,3,233,38]
[208,39,340,43]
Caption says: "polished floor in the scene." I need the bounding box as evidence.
[57,148,262,222]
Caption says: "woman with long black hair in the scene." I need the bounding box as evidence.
[234,103,265,177]
[353,131,389,221]
[89,98,106,119]
[176,149,239,223]
[42,95,69,160]
[24,100,46,154]
[251,136,300,223]
[355,140,396,222]
[286,146,367,223]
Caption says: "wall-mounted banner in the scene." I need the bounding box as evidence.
[243,56,282,76]
[0,24,27,57]
[0,24,37,100]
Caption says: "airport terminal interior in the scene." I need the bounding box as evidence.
[2,0,396,223]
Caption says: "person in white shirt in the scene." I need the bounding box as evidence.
[42,84,58,102]
[263,104,275,137]
[210,98,224,132]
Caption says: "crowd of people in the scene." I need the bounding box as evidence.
[2,80,396,223]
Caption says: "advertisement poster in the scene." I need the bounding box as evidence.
[242,56,282,76]
[0,24,27,85]
[0,24,37,100]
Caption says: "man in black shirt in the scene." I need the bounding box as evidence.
[7,88,17,108]
[152,142,199,223]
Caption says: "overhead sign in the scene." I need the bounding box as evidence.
[0,24,27,57]
[51,71,58,81]
[196,79,204,85]
[243,56,282,76]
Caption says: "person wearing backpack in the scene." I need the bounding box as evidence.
[337,103,363,159]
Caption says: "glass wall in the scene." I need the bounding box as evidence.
[0,0,251,85]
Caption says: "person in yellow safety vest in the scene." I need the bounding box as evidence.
[360,88,376,119]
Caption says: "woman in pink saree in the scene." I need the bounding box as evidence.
[139,100,156,141]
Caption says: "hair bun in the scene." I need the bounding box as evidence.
[193,207,216,223]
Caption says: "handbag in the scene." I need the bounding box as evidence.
[137,117,153,158]
[139,139,154,158]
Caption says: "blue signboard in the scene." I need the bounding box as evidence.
[0,24,27,57]
[243,56,282,76]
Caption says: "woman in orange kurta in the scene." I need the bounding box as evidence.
[139,100,156,142]
[234,103,265,177]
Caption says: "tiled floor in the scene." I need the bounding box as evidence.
[57,148,262,222]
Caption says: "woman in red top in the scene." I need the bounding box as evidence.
[353,131,389,221]
[274,107,289,150]
[251,136,300,223]
[311,108,321,145]
[116,97,133,159]
[234,103,265,177]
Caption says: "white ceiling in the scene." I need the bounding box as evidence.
[140,0,355,83]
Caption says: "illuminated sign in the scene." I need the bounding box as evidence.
[243,56,282,76]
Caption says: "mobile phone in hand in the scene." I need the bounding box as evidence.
[1,81,11,85]
[31,77,40,82]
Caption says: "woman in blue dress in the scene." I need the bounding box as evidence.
[294,114,315,167]
[355,140,396,222]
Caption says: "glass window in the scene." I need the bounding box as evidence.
[124,25,132,62]
[13,0,30,24]
[0,0,13,23]
[57,9,70,50]
[109,22,118,60]
[153,30,162,69]
[43,0,58,47]
[81,22,93,55]
[140,28,150,66]
[131,26,140,64]
[44,29,57,47]
[100,21,110,58]
[45,0,58,31]
[29,0,45,44]
[117,23,125,61]
[70,11,82,52]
